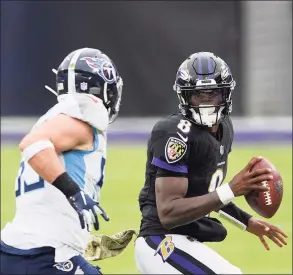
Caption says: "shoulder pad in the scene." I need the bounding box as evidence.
[152,115,197,144]
[152,114,182,132]
[34,94,109,132]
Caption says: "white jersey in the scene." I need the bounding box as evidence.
[1,93,109,262]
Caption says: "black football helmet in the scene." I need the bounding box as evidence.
[56,47,123,123]
[173,52,236,127]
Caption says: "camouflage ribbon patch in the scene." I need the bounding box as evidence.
[84,229,137,262]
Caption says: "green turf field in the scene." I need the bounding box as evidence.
[1,144,292,274]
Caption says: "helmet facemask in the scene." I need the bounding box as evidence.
[86,75,123,124]
[175,81,234,127]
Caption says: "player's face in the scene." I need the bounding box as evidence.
[190,89,222,106]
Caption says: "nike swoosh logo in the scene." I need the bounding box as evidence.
[177,132,188,142]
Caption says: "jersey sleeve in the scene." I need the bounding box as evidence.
[151,134,189,174]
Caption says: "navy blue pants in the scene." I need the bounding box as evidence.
[0,242,101,274]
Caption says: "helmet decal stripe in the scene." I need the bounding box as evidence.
[207,57,214,79]
[201,56,209,78]
[196,57,203,80]
[68,48,84,94]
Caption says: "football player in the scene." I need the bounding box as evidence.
[0,48,123,274]
[135,52,288,274]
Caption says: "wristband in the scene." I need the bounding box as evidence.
[52,172,80,198]
[216,183,235,205]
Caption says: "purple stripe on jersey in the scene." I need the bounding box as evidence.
[151,157,188,173]
[149,236,206,274]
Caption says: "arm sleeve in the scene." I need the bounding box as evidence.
[218,202,252,230]
[151,134,189,175]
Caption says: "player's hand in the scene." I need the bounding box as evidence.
[247,217,288,250]
[68,191,109,231]
[229,156,273,197]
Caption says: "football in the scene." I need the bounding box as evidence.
[245,157,283,218]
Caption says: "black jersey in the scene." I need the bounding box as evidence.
[138,113,234,242]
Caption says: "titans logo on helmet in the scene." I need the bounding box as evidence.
[80,57,117,84]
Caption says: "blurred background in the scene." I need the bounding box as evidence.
[1,1,292,274]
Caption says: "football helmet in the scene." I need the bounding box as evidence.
[173,52,236,127]
[56,47,123,123]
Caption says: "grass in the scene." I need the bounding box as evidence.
[1,144,292,274]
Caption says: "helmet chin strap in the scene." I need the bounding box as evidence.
[190,105,225,127]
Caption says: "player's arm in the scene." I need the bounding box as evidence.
[153,132,272,230]
[212,123,252,231]
[156,158,272,230]
[156,173,225,229]
[152,132,225,229]
[215,202,288,250]
[216,203,288,250]
[19,114,108,231]
[215,202,252,231]
[19,114,93,183]
[213,127,252,231]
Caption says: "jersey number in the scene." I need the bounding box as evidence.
[15,162,45,197]
[206,168,224,217]
[208,168,224,193]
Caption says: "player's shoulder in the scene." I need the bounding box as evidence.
[34,95,109,133]
[152,113,183,132]
[149,114,206,166]
[58,94,109,131]
[151,113,204,142]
